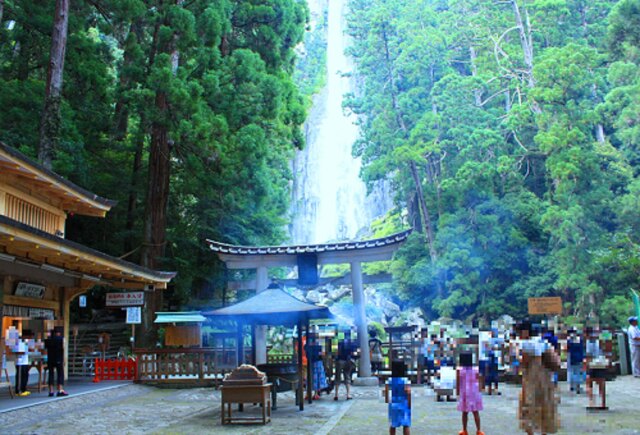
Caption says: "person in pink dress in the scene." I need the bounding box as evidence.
[456,351,484,435]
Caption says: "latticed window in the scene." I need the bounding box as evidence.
[4,193,63,235]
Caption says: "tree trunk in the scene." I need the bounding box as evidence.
[409,161,437,263]
[139,1,182,347]
[38,0,69,170]
[469,45,483,107]
[511,0,535,88]
[139,91,171,347]
[124,136,144,254]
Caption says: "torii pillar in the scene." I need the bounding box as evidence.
[350,260,371,378]
[255,266,268,365]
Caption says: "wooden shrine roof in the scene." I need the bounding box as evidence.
[204,287,332,325]
[206,229,412,255]
[0,215,175,289]
[206,229,412,268]
[155,312,207,323]
[0,142,116,217]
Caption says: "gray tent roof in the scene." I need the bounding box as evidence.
[203,288,333,325]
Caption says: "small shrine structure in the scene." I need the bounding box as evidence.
[206,229,411,380]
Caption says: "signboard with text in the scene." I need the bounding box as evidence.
[126,307,142,324]
[106,291,144,307]
[14,282,46,299]
[528,297,562,315]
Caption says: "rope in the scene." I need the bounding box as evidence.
[270,376,300,386]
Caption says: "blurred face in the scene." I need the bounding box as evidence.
[632,320,638,327]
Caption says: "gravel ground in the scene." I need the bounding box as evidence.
[1,377,639,434]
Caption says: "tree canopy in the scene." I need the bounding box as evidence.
[346,0,640,326]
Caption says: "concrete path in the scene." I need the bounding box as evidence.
[0,377,639,434]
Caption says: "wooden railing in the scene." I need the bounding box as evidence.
[133,347,251,385]
[5,193,62,235]
[267,353,294,364]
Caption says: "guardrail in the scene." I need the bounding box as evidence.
[93,358,137,382]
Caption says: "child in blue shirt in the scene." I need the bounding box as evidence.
[385,361,411,435]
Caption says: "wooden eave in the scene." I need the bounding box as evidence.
[0,142,116,217]
[0,215,175,289]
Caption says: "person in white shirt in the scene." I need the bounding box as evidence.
[628,316,640,377]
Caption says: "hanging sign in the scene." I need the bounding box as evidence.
[126,307,142,324]
[14,282,46,299]
[79,295,87,308]
[106,292,144,307]
[528,297,562,315]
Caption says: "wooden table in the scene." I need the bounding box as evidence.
[220,383,272,425]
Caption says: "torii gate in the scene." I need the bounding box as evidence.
[206,229,411,380]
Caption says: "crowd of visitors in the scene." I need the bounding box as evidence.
[297,316,638,435]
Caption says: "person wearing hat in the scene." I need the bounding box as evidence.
[628,317,640,377]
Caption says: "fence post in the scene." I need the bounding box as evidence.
[93,358,101,383]
[199,350,204,381]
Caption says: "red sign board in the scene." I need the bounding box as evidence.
[106,292,144,307]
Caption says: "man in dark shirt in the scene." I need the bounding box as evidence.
[334,330,359,401]
[45,327,68,397]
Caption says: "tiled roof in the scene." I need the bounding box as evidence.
[203,287,332,324]
[0,214,176,283]
[205,228,412,256]
[0,141,117,208]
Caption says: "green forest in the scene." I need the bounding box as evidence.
[347,0,640,326]
[1,0,640,327]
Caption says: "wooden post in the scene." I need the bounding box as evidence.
[62,289,71,381]
[255,266,268,365]
[199,350,204,381]
[236,322,243,366]
[251,323,256,366]
[297,320,304,411]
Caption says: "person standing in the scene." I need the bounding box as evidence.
[517,321,561,435]
[385,361,411,435]
[334,330,358,401]
[369,330,383,374]
[45,327,68,397]
[14,331,33,397]
[628,317,640,377]
[566,329,585,394]
[305,332,328,399]
[456,351,484,435]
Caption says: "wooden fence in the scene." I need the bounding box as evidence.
[133,347,251,386]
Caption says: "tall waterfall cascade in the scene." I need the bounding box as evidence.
[290,0,392,245]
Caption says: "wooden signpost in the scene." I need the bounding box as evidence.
[527,297,562,315]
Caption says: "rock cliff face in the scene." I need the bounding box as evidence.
[290,0,392,245]
[289,284,425,329]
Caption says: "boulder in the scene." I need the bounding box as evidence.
[382,300,401,318]
[328,286,350,301]
[305,290,322,303]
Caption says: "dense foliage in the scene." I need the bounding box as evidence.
[2,0,640,328]
[0,0,309,306]
[346,0,640,326]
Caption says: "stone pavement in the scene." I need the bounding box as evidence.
[1,377,639,434]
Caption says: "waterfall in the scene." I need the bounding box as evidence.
[290,0,392,245]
